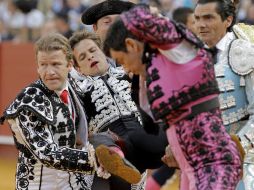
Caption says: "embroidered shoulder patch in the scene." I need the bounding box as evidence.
[229,39,254,75]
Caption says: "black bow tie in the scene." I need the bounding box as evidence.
[208,46,218,64]
[209,46,218,56]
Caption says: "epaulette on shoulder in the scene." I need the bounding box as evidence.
[3,85,55,124]
[233,23,254,43]
[228,38,254,77]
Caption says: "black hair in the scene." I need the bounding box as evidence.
[172,7,194,25]
[196,0,236,31]
[103,17,139,57]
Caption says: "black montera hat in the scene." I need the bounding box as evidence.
[81,0,135,25]
[13,0,38,14]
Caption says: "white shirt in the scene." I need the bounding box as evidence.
[216,32,235,63]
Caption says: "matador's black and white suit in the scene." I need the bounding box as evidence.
[0,78,97,190]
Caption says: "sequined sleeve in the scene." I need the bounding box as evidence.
[13,110,95,174]
[238,72,254,163]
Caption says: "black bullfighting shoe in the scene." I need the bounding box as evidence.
[95,144,141,184]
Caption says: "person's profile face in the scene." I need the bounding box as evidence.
[109,39,145,76]
[37,50,71,91]
[93,14,119,42]
[73,39,109,76]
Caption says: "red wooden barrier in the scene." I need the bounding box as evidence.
[0,42,37,149]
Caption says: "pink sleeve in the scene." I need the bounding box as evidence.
[120,5,182,49]
[120,5,203,50]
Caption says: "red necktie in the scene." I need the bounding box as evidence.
[60,90,69,105]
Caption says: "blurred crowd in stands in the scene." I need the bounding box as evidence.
[0,0,253,43]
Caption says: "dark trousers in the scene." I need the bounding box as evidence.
[152,165,176,186]
[90,115,175,189]
[98,115,169,173]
